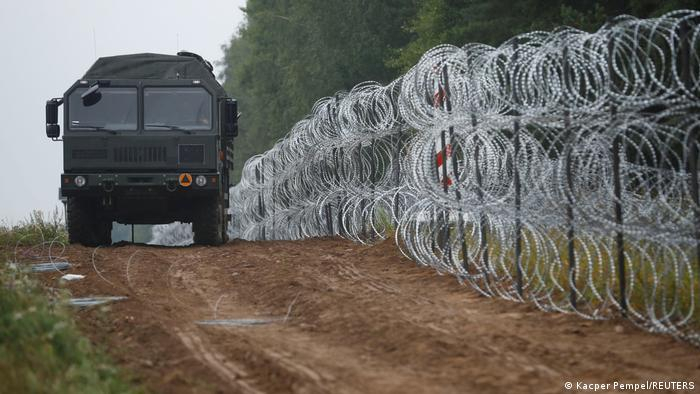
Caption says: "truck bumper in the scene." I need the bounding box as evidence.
[60,172,220,197]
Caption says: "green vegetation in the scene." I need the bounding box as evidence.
[220,0,700,182]
[0,214,141,394]
[440,223,698,330]
[1,210,67,247]
[221,0,417,182]
[386,0,700,72]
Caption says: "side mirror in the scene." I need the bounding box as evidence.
[223,99,239,138]
[45,98,63,139]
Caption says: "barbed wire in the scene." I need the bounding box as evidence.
[230,10,700,345]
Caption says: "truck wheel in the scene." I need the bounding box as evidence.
[67,197,112,247]
[222,220,230,243]
[193,197,223,245]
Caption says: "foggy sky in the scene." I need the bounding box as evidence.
[0,0,246,224]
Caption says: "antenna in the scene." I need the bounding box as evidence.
[176,33,180,52]
[92,28,97,59]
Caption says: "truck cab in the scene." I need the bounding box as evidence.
[45,52,238,246]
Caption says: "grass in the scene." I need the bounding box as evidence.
[419,218,699,332]
[345,203,698,339]
[0,211,142,394]
[0,209,68,246]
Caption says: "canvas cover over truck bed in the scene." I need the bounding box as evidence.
[83,53,224,94]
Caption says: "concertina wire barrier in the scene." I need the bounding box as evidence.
[228,11,700,345]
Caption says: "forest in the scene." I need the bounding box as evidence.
[220,0,700,182]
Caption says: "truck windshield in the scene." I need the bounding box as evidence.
[69,87,137,130]
[144,87,212,131]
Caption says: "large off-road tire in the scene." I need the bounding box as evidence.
[67,197,112,247]
[192,197,224,245]
[222,220,230,244]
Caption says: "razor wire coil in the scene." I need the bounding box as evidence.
[223,11,700,345]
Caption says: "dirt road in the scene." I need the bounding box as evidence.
[32,238,700,393]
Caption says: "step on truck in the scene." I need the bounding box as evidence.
[45,52,238,246]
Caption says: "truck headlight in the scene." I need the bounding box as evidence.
[74,176,86,187]
[195,175,207,187]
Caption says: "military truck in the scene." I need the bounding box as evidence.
[45,52,238,246]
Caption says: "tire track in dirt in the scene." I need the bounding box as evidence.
[23,237,700,394]
[174,328,262,394]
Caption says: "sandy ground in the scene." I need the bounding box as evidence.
[25,238,700,393]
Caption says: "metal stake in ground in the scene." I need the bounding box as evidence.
[563,46,578,310]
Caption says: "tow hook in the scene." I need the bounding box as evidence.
[103,180,115,193]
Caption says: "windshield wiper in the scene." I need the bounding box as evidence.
[72,124,117,134]
[145,124,192,134]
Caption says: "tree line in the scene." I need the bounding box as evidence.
[220,0,700,182]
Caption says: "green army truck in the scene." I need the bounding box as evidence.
[45,52,238,246]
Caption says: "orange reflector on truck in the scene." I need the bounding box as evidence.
[179,173,192,187]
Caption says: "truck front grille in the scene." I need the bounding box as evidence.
[178,144,205,164]
[113,146,167,163]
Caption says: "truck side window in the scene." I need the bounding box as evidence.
[144,87,212,131]
[69,87,137,130]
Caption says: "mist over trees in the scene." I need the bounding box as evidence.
[220,0,700,182]
[220,0,416,182]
